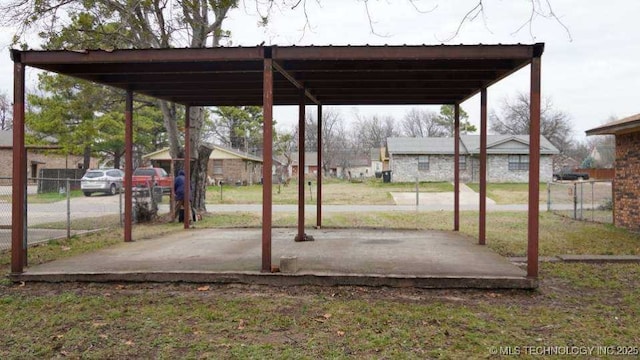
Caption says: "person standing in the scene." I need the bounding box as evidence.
[172,170,186,222]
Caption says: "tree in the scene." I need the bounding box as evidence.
[302,110,350,176]
[437,105,476,136]
[1,0,571,211]
[26,73,165,168]
[273,128,296,181]
[401,108,445,137]
[210,106,264,154]
[353,114,399,150]
[0,92,11,131]
[1,0,241,212]
[489,92,574,154]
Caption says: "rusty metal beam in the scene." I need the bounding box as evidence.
[11,61,26,274]
[17,47,264,65]
[454,104,460,232]
[528,56,542,278]
[479,88,487,245]
[295,88,307,241]
[272,61,320,105]
[261,58,273,272]
[179,98,467,107]
[459,44,544,104]
[141,87,475,95]
[184,106,191,230]
[124,90,133,242]
[273,44,539,61]
[317,105,323,228]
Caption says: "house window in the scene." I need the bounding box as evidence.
[508,155,529,171]
[418,156,429,171]
[213,160,223,175]
[459,156,467,171]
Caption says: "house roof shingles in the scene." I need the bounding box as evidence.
[586,113,640,136]
[387,135,559,156]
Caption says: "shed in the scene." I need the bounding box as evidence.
[9,44,546,281]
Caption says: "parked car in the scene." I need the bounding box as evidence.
[552,170,590,181]
[80,169,125,196]
[132,167,173,193]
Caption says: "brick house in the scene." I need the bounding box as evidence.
[387,135,559,183]
[291,152,318,177]
[0,130,96,181]
[586,113,640,231]
[143,144,263,185]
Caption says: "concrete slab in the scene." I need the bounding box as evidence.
[11,228,534,289]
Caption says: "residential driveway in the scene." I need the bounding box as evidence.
[391,183,497,207]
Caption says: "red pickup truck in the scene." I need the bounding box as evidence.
[132,167,173,193]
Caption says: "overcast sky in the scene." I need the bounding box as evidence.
[1,0,639,142]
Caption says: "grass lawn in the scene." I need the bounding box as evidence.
[0,263,638,358]
[206,179,453,205]
[1,211,639,357]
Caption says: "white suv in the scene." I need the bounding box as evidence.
[80,169,125,196]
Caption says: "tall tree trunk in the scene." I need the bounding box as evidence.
[83,145,92,169]
[192,144,213,212]
[160,101,180,159]
[113,152,121,169]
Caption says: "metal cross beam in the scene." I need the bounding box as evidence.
[272,61,321,105]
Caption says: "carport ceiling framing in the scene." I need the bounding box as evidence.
[11,43,543,107]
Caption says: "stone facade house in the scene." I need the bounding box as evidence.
[586,113,640,231]
[387,135,559,183]
[143,145,263,185]
[0,130,97,181]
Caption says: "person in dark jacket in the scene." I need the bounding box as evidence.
[172,170,186,222]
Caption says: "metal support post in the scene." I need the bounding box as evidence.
[454,103,460,231]
[184,105,191,230]
[316,104,322,228]
[66,178,71,239]
[261,56,273,272]
[527,53,543,278]
[124,90,133,242]
[479,88,487,245]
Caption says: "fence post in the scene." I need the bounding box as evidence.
[591,181,595,222]
[119,184,123,227]
[547,181,551,212]
[580,181,584,220]
[573,182,578,220]
[66,178,71,240]
[415,177,419,206]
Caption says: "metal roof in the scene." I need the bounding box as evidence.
[387,137,458,154]
[460,135,559,155]
[586,113,640,136]
[387,135,559,155]
[11,44,544,107]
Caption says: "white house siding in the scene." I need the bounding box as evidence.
[391,154,554,183]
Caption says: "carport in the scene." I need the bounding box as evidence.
[10,44,544,281]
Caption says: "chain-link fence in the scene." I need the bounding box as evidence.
[547,180,613,224]
[0,177,173,252]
